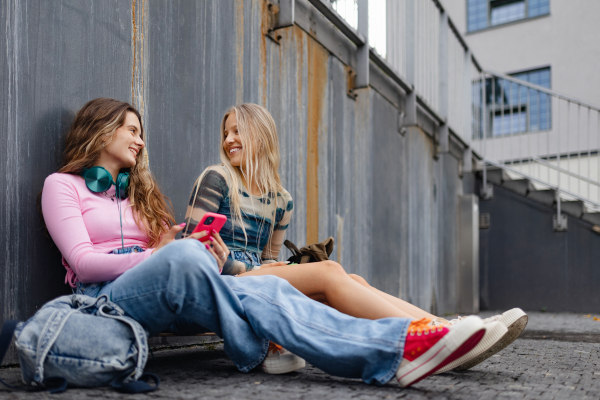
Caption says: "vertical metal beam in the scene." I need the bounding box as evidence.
[355,0,369,88]
[275,0,295,28]
[403,0,417,126]
[438,10,449,153]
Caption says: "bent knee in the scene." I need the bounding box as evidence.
[348,273,369,286]
[320,260,346,277]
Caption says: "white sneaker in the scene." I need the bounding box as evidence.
[434,320,507,374]
[260,342,306,374]
[453,308,528,371]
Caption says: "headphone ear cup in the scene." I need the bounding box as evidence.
[83,166,113,193]
[116,172,130,199]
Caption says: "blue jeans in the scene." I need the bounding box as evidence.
[90,240,410,385]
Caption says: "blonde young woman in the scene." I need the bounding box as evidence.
[183,103,527,373]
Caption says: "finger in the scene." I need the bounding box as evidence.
[208,237,225,255]
[167,223,186,239]
[188,230,209,240]
[211,232,230,256]
[204,245,222,266]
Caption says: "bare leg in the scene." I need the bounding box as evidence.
[237,261,415,320]
[348,274,436,320]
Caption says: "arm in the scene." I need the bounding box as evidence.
[183,169,250,275]
[42,174,155,284]
[261,196,294,263]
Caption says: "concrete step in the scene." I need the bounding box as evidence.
[558,200,585,218]
[527,189,556,207]
[502,179,535,196]
[485,169,511,185]
[582,212,600,225]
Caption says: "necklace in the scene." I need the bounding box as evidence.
[102,191,116,202]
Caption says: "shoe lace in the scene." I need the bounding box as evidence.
[408,318,433,334]
[268,342,283,354]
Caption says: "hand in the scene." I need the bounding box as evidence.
[258,261,290,269]
[201,230,230,271]
[154,223,188,253]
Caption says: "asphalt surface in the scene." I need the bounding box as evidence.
[1,311,599,399]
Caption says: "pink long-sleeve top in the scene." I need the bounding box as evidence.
[42,172,155,287]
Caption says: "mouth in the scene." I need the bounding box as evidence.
[228,147,242,155]
[129,148,139,157]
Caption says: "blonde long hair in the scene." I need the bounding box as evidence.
[194,104,284,248]
[55,98,174,246]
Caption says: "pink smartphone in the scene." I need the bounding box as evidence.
[191,212,227,241]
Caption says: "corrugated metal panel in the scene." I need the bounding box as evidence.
[1,1,471,366]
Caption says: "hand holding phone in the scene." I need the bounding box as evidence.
[191,212,227,241]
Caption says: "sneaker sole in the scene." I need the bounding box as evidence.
[434,320,507,374]
[260,356,306,374]
[397,316,485,388]
[453,309,528,371]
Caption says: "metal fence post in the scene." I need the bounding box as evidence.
[275,0,295,28]
[356,0,369,88]
[438,10,449,154]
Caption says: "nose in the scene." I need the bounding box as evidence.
[224,135,234,145]
[136,136,145,148]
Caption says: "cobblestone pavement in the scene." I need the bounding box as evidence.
[1,311,599,399]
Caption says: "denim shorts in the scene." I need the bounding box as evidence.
[74,245,146,297]
[229,250,261,270]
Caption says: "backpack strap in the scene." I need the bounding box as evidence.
[283,240,302,257]
[0,321,67,393]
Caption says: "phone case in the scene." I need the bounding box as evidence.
[191,212,227,239]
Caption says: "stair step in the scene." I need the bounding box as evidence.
[557,200,585,218]
[502,179,535,196]
[582,212,600,226]
[527,189,556,207]
[485,169,511,185]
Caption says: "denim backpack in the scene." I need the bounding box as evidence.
[0,294,158,393]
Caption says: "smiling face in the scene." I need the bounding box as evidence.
[222,112,243,167]
[101,111,144,171]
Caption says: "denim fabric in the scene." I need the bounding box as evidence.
[229,250,261,269]
[14,294,148,387]
[84,240,410,385]
[75,246,146,297]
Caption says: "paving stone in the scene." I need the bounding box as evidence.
[1,312,599,399]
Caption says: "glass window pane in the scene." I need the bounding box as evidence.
[491,0,525,26]
[467,0,488,32]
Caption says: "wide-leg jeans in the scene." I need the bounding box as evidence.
[94,240,411,385]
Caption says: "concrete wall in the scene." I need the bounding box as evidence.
[1,0,473,366]
[479,183,600,313]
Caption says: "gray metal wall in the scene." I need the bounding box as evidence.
[1,0,472,363]
[479,184,600,313]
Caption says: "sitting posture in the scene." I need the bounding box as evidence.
[39,98,507,389]
[183,103,527,372]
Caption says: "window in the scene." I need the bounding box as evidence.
[467,0,549,32]
[488,67,551,137]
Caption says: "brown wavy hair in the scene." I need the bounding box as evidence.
[53,98,174,246]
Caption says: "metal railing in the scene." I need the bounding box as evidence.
[472,70,600,222]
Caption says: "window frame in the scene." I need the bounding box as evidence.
[467,0,550,33]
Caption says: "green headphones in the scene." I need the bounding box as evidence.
[81,166,130,199]
[81,166,130,251]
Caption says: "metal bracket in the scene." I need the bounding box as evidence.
[553,214,568,232]
[346,66,358,100]
[274,0,294,29]
[397,111,407,136]
[480,183,494,200]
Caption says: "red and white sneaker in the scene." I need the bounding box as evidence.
[396,317,485,387]
[260,342,306,374]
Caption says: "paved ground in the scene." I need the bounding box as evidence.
[1,311,599,399]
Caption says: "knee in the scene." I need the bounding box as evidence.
[320,260,346,279]
[155,240,218,276]
[348,274,370,287]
